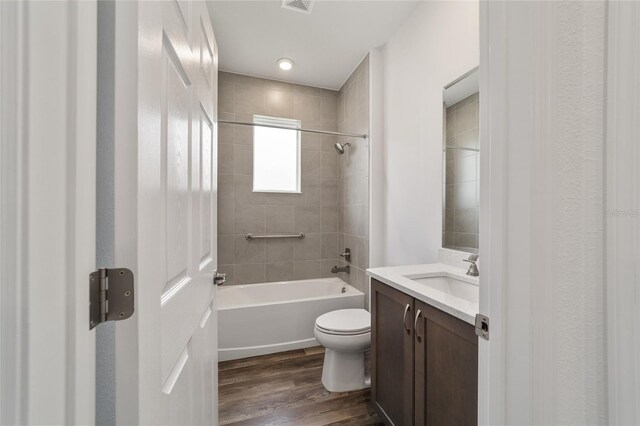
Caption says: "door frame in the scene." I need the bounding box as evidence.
[477,0,506,422]
[0,1,97,424]
[605,2,640,424]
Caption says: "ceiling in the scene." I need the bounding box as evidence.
[207,1,419,90]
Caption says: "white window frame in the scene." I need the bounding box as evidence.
[252,114,302,194]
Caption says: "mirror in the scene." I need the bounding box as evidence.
[442,68,479,253]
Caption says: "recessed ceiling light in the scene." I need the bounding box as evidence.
[277,58,294,71]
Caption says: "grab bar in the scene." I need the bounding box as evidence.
[245,233,305,240]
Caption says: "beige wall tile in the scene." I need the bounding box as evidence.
[320,152,338,179]
[235,174,266,205]
[217,204,235,235]
[321,206,338,232]
[235,74,264,87]
[216,71,342,285]
[263,191,298,205]
[218,143,234,175]
[235,263,265,285]
[217,235,235,265]
[293,260,322,280]
[235,235,266,264]
[343,204,359,235]
[234,144,253,175]
[264,89,294,118]
[320,95,339,125]
[219,122,234,145]
[234,115,253,145]
[294,205,322,233]
[235,204,265,234]
[266,205,294,233]
[321,233,338,260]
[264,79,292,93]
[266,239,294,262]
[358,204,369,238]
[294,233,321,261]
[266,262,293,282]
[235,83,265,115]
[218,174,235,205]
[337,55,370,293]
[295,94,321,123]
[321,179,338,207]
[301,132,323,151]
[357,237,369,269]
[298,179,322,206]
[301,150,322,178]
[218,73,235,113]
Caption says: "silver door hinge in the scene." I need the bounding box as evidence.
[89,268,135,330]
[475,313,489,340]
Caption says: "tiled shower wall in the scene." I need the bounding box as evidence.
[216,72,342,285]
[335,56,370,303]
[444,92,479,252]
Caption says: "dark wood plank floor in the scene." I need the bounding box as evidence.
[218,347,382,426]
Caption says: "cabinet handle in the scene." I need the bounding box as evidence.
[414,309,423,342]
[403,304,411,334]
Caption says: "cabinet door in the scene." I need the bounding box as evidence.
[371,279,415,426]
[414,301,478,426]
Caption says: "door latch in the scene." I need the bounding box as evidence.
[213,271,226,286]
[475,313,489,340]
[89,268,135,330]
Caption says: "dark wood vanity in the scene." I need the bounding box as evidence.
[371,278,478,426]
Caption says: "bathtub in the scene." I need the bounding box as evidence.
[217,277,364,361]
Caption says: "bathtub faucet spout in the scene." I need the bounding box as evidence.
[331,265,350,274]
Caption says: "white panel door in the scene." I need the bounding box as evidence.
[108,1,219,424]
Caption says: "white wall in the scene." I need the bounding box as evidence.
[370,1,479,267]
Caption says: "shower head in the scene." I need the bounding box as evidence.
[334,141,352,155]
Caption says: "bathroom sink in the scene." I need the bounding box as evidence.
[405,274,479,304]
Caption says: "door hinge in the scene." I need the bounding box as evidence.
[89,268,135,330]
[475,313,489,340]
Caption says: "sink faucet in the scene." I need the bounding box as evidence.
[331,265,350,274]
[463,254,479,277]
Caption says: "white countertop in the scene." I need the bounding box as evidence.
[367,263,479,325]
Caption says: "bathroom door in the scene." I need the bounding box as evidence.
[105,1,219,424]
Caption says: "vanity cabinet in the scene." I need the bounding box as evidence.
[371,280,415,425]
[371,279,478,426]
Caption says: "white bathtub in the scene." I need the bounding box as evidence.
[217,277,364,361]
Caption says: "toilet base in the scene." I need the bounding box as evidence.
[321,348,369,392]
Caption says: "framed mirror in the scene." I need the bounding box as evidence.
[442,67,479,253]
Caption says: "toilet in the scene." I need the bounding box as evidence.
[314,308,371,392]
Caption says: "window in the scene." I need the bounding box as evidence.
[252,115,301,193]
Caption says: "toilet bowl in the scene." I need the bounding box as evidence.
[314,308,371,392]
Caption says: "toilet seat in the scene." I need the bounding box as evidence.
[315,309,370,336]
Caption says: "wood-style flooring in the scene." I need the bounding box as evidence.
[218,347,382,426]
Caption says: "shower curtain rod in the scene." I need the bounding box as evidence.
[218,119,368,139]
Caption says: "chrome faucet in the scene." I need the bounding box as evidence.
[331,265,350,274]
[463,254,479,277]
